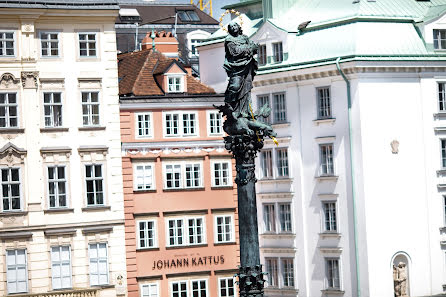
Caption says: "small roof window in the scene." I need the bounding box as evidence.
[119,8,142,23]
[177,10,200,22]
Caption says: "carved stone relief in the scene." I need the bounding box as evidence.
[21,71,39,89]
[0,73,20,89]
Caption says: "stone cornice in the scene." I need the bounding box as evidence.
[122,140,226,156]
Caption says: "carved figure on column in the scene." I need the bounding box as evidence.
[393,262,409,297]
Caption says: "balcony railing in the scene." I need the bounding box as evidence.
[9,288,99,297]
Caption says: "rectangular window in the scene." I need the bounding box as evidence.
[263,204,276,233]
[323,202,337,232]
[142,283,159,297]
[282,258,294,287]
[138,220,156,248]
[165,111,198,137]
[265,258,278,287]
[212,161,230,187]
[0,31,14,56]
[81,92,99,126]
[216,215,233,243]
[272,42,283,63]
[191,280,207,297]
[89,243,108,286]
[182,113,196,135]
[219,277,235,297]
[276,148,289,177]
[85,164,104,206]
[48,166,67,208]
[190,39,202,56]
[41,32,59,57]
[260,150,273,178]
[79,33,97,57]
[44,92,62,127]
[135,164,154,190]
[439,83,446,112]
[171,281,187,297]
[279,203,292,232]
[164,162,202,190]
[208,111,223,135]
[136,113,152,137]
[0,93,18,128]
[258,44,267,66]
[6,249,27,294]
[168,76,183,93]
[257,95,271,124]
[273,93,286,123]
[185,163,201,188]
[177,10,200,21]
[326,258,341,289]
[320,144,334,176]
[187,217,204,244]
[168,219,184,246]
[51,246,71,289]
[442,140,446,168]
[165,113,179,136]
[1,167,21,211]
[434,29,446,50]
[317,87,331,119]
[165,164,182,189]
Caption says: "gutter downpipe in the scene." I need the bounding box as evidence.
[336,57,361,297]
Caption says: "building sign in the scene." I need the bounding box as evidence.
[152,255,225,270]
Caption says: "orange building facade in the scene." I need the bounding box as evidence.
[118,46,239,297]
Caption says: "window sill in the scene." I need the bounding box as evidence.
[258,177,293,183]
[44,208,74,213]
[163,187,205,192]
[313,118,336,126]
[319,232,341,239]
[78,126,106,131]
[81,205,111,211]
[315,175,338,182]
[166,243,208,250]
[214,241,236,246]
[211,186,233,190]
[437,169,446,176]
[264,287,298,294]
[434,112,446,119]
[272,122,290,129]
[133,189,157,193]
[0,128,24,134]
[321,289,344,295]
[261,233,295,239]
[136,247,160,251]
[40,127,69,133]
[91,284,115,289]
[0,211,28,217]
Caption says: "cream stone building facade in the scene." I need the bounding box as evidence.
[0,1,127,297]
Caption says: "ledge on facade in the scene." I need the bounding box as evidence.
[166,243,208,250]
[434,112,446,119]
[258,177,293,183]
[260,233,296,239]
[258,191,294,199]
[318,193,339,200]
[439,227,446,233]
[81,205,111,212]
[319,232,342,239]
[437,169,446,176]
[0,231,33,240]
[214,268,238,275]
[134,212,160,217]
[44,208,74,214]
[163,209,208,216]
[211,207,236,213]
[435,127,446,133]
[136,275,163,281]
[166,270,211,278]
[260,247,297,254]
[272,122,291,129]
[8,288,100,297]
[136,247,160,251]
[313,118,336,126]
[213,241,237,246]
[133,189,157,193]
[264,287,298,295]
[40,127,69,133]
[316,175,339,182]
[321,289,345,295]
[0,211,28,217]
[78,145,109,153]
[82,226,113,234]
[163,187,205,192]
[211,186,234,190]
[40,147,72,154]
[91,284,115,289]
[78,126,106,131]
[44,228,77,237]
[0,128,24,134]
[319,247,343,254]
[438,184,446,191]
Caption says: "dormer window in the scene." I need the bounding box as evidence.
[167,75,184,93]
[177,10,200,22]
[434,29,446,50]
[258,44,267,66]
[272,42,283,63]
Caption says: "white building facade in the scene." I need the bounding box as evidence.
[199,0,446,296]
[0,2,127,297]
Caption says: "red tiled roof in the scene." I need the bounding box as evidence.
[118,49,216,96]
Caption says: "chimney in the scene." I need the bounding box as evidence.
[142,31,179,59]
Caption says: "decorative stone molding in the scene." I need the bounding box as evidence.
[0,142,27,165]
[0,231,32,240]
[21,71,39,89]
[8,288,100,297]
[39,78,65,89]
[21,22,35,34]
[78,77,102,89]
[319,247,342,254]
[0,73,20,88]
[40,146,71,163]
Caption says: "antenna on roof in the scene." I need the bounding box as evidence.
[190,0,213,17]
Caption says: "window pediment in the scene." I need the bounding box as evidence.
[0,73,20,89]
[0,142,26,165]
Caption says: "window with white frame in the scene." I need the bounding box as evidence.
[178,10,200,21]
[263,204,276,233]
[40,32,59,57]
[44,92,63,127]
[442,140,446,168]
[281,258,294,287]
[0,31,14,56]
[0,92,18,128]
[190,39,202,56]
[89,243,109,286]
[440,83,446,112]
[219,277,235,297]
[276,148,289,177]
[79,33,97,57]
[257,95,271,123]
[258,44,267,66]
[51,246,71,289]
[6,249,27,294]
[167,76,183,93]
[434,29,446,50]
[138,220,157,249]
[272,42,283,63]
[191,279,207,297]
[317,87,332,119]
[81,91,100,126]
[273,93,286,123]
[48,165,67,208]
[260,150,273,178]
[325,258,341,289]
[1,167,21,211]
[208,110,223,135]
[265,258,278,287]
[215,215,233,243]
[134,163,154,190]
[187,217,204,244]
[85,164,104,206]
[212,161,231,187]
[136,113,152,138]
[164,161,202,189]
[323,202,337,232]
[142,283,159,297]
[279,203,292,232]
[168,218,184,246]
[319,144,334,176]
[167,216,205,247]
[171,281,188,297]
[164,111,198,137]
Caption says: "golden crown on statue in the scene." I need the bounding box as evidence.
[219,9,243,33]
